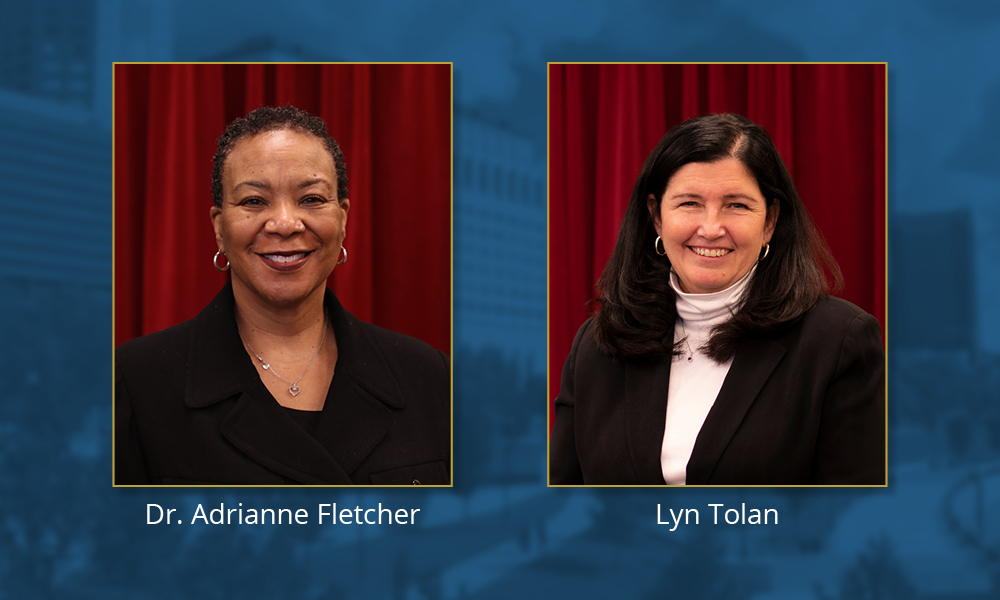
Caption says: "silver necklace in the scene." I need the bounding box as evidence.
[238,318,327,397]
[678,320,695,362]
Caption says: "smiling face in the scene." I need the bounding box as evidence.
[648,157,777,294]
[211,129,349,310]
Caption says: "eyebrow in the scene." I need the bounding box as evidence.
[233,178,333,192]
[670,192,761,202]
[297,178,332,190]
[233,180,269,191]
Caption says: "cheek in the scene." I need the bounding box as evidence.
[746,221,769,245]
[313,216,346,245]
[662,220,694,245]
[223,217,259,247]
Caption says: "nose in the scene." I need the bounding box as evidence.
[697,205,725,239]
[264,200,304,236]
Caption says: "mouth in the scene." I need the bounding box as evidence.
[689,246,733,258]
[257,250,313,270]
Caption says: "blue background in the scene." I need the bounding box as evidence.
[1,0,997,597]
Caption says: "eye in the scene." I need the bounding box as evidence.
[729,202,750,210]
[238,197,265,207]
[301,195,326,205]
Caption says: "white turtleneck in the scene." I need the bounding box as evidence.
[661,266,755,485]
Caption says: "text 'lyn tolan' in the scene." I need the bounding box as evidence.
[657,503,778,531]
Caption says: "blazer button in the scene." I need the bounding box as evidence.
[412,479,421,485]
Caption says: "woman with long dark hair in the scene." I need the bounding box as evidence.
[550,113,884,485]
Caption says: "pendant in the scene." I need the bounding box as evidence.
[261,362,270,370]
[289,385,301,397]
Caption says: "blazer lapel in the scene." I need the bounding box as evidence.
[309,291,401,477]
[686,339,786,484]
[623,350,672,485]
[184,282,392,484]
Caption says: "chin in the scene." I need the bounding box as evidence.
[261,292,309,307]
[269,283,326,305]
[684,277,727,294]
[240,277,325,309]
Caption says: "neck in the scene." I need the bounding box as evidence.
[232,282,327,340]
[230,282,336,411]
[671,265,755,325]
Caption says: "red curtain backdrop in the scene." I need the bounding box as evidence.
[549,63,887,422]
[114,63,452,354]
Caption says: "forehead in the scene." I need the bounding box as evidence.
[225,129,335,179]
[665,157,761,196]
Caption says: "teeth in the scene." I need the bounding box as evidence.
[692,247,731,258]
[264,253,307,263]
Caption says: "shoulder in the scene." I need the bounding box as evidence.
[115,318,199,412]
[797,296,880,334]
[568,317,599,358]
[337,316,451,398]
[563,316,620,375]
[115,318,199,424]
[572,317,596,348]
[354,318,447,365]
[326,288,448,378]
[805,295,873,321]
[115,318,194,373]
[777,295,883,353]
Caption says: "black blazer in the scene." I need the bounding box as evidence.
[550,296,885,486]
[115,282,450,485]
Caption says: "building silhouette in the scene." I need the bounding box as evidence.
[454,111,547,372]
[0,1,110,288]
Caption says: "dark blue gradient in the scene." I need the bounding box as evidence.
[0,0,997,596]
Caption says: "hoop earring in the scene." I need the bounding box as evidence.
[337,246,347,266]
[654,236,667,256]
[759,243,770,261]
[213,249,230,272]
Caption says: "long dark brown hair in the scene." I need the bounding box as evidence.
[593,113,841,362]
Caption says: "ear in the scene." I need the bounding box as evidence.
[646,194,662,236]
[210,205,224,250]
[339,197,350,230]
[764,200,780,242]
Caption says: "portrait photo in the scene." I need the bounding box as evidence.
[113,63,453,486]
[548,63,887,486]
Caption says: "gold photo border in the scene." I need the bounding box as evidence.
[545,61,889,488]
[111,61,455,488]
